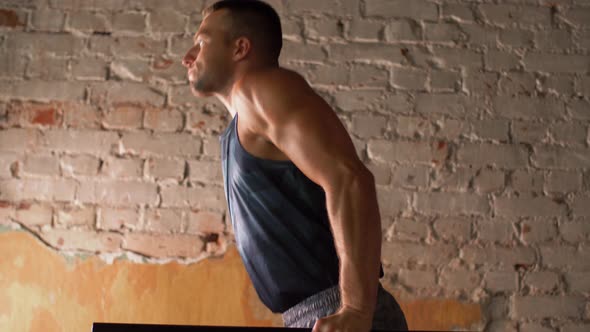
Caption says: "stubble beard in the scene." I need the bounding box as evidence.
[189,69,217,97]
[190,66,232,98]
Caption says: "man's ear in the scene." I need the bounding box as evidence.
[233,37,251,61]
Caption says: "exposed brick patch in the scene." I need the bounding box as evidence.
[0,9,25,27]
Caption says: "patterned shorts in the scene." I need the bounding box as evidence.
[282,284,408,331]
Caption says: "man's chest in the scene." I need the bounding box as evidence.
[235,111,290,162]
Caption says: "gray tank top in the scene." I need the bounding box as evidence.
[219,114,339,313]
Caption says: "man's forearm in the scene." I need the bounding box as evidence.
[325,169,383,314]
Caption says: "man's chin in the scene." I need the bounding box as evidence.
[189,83,213,98]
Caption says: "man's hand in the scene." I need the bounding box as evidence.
[312,306,373,332]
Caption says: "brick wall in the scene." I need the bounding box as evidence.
[0,0,589,331]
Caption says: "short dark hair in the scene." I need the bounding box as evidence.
[203,0,283,62]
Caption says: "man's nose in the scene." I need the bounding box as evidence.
[182,53,195,68]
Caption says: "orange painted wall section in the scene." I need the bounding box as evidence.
[0,231,282,331]
[0,231,482,331]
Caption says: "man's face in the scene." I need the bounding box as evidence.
[182,10,234,97]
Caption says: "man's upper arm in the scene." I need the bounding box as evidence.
[249,70,368,189]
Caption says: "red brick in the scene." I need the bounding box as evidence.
[0,9,26,28]
[7,101,64,128]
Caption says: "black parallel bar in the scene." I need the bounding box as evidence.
[92,323,306,331]
[93,322,458,332]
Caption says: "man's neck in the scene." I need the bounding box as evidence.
[214,62,278,118]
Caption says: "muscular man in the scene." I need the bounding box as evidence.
[181,1,407,331]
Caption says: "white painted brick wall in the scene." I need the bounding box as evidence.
[0,0,588,329]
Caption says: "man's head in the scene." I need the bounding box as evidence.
[182,0,282,97]
[203,0,283,62]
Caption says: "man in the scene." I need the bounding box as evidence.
[181,1,407,331]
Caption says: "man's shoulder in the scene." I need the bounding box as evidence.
[235,67,314,135]
[235,67,311,118]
